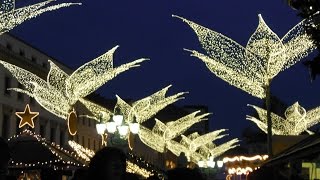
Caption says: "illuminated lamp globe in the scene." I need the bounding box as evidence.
[207,160,215,168]
[118,125,129,136]
[198,160,205,168]
[129,123,139,134]
[113,115,123,126]
[217,160,224,168]
[106,122,117,133]
[96,123,107,135]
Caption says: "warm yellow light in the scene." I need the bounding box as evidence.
[15,104,39,128]
[173,14,315,99]
[0,46,148,121]
[114,85,186,124]
[247,102,320,135]
[138,110,210,153]
[0,0,81,35]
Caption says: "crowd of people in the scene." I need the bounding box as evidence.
[0,137,205,180]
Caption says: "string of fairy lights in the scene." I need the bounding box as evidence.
[8,129,85,171]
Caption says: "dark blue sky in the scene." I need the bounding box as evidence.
[10,0,320,140]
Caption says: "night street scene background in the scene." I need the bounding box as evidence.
[1,0,320,179]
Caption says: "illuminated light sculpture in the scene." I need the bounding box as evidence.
[0,0,81,35]
[0,46,148,134]
[114,85,187,124]
[15,104,39,128]
[247,102,320,135]
[173,14,316,156]
[167,131,239,163]
[138,110,210,153]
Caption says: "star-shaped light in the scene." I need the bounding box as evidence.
[173,14,316,99]
[247,102,320,135]
[16,104,39,128]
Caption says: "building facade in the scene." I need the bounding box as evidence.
[0,33,101,151]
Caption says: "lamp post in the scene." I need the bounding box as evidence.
[198,157,224,180]
[95,108,140,147]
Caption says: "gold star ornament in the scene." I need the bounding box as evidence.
[16,104,39,128]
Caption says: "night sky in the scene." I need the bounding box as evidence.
[9,0,320,141]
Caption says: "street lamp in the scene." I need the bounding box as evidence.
[96,107,140,141]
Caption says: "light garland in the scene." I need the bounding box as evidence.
[173,14,315,99]
[0,46,148,121]
[0,0,81,35]
[114,85,186,124]
[138,110,210,153]
[8,129,85,170]
[68,140,154,178]
[223,155,269,163]
[247,102,320,135]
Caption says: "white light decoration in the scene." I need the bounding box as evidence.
[115,85,186,124]
[138,110,210,153]
[173,14,316,99]
[106,122,117,133]
[198,160,205,168]
[0,0,81,35]
[167,131,239,164]
[0,46,148,120]
[247,102,320,135]
[96,123,107,135]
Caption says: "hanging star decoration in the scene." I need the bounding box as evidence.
[138,110,210,153]
[246,102,320,135]
[0,0,81,35]
[16,104,39,128]
[173,14,316,99]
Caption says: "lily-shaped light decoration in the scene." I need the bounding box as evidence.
[173,14,316,99]
[0,46,148,134]
[113,85,187,124]
[0,0,81,35]
[167,130,239,163]
[247,102,320,135]
[173,13,317,156]
[138,110,210,153]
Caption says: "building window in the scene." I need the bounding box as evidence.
[50,127,56,142]
[31,56,37,63]
[6,43,12,51]
[4,76,11,96]
[88,138,90,149]
[19,49,25,57]
[42,62,47,69]
[88,119,91,127]
[93,140,96,151]
[60,131,65,146]
[75,134,79,143]
[2,114,9,139]
[17,83,24,101]
[82,116,86,125]
[40,124,45,137]
[82,136,85,147]
[16,117,20,134]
